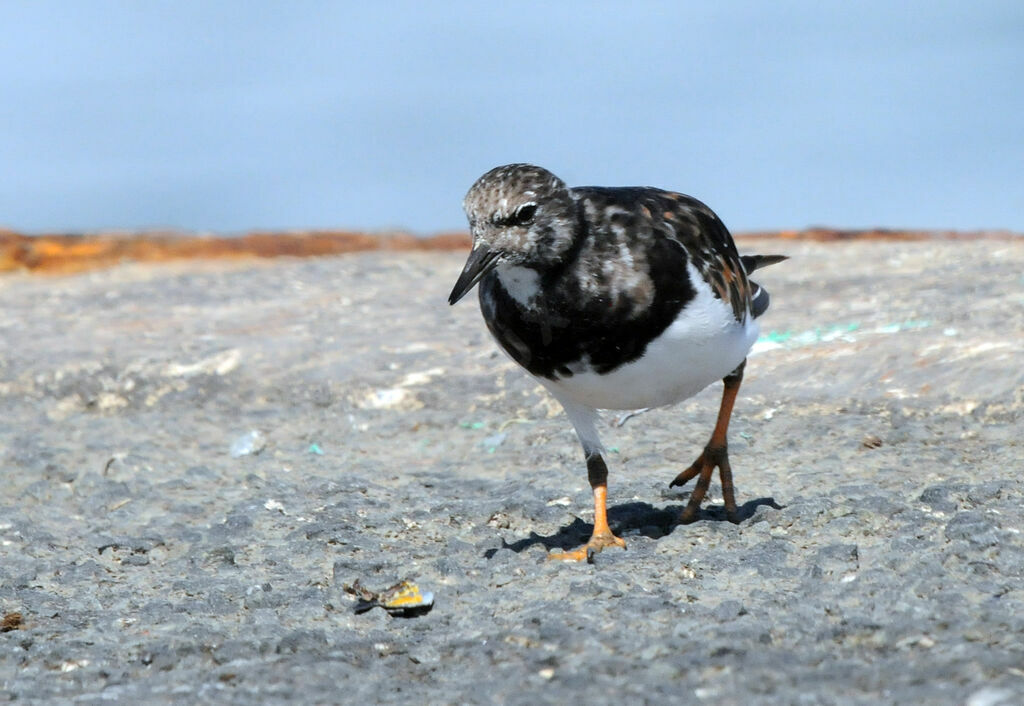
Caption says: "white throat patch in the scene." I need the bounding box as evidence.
[496,266,542,306]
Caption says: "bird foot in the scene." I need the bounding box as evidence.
[548,530,627,563]
[669,445,739,524]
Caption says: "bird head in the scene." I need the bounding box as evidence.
[448,164,576,305]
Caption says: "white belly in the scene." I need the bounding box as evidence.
[540,271,758,410]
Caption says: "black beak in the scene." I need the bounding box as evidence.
[448,245,500,305]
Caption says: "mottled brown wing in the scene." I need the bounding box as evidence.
[654,190,752,323]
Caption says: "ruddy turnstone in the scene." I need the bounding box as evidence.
[448,164,786,562]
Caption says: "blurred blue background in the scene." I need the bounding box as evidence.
[1,1,1021,234]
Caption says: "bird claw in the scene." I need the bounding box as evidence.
[548,530,627,562]
[671,445,739,524]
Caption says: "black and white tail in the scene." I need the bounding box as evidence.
[741,254,787,319]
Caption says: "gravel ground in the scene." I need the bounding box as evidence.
[1,239,1022,704]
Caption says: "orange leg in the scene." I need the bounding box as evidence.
[670,360,745,524]
[549,454,626,562]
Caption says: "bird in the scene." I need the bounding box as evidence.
[448,164,785,561]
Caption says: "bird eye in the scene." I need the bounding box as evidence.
[511,203,537,225]
[492,202,538,227]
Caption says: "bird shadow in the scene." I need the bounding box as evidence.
[484,496,783,557]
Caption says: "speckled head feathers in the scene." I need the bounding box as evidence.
[461,164,577,265]
[463,164,568,221]
[449,164,580,304]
